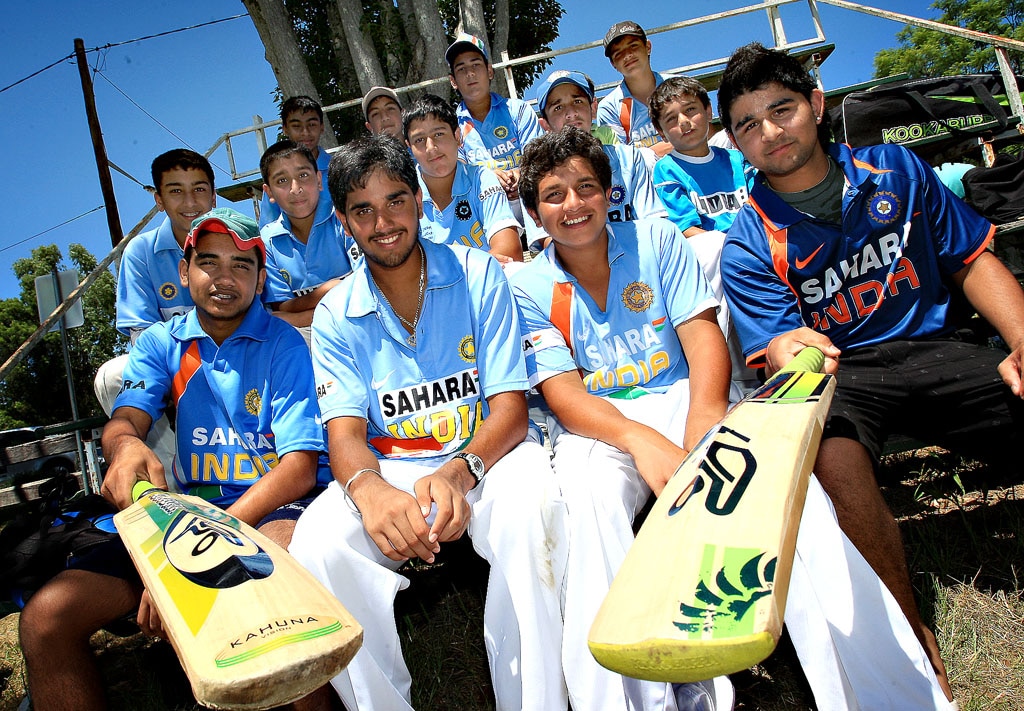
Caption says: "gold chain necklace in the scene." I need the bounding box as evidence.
[374,242,425,347]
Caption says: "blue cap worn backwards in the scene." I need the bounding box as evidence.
[536,70,594,113]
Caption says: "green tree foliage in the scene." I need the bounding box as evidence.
[874,0,1024,78]
[0,244,126,428]
[280,0,563,143]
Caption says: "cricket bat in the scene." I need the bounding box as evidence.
[114,481,362,710]
[588,347,834,683]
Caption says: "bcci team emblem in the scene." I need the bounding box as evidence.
[621,281,654,313]
[493,126,509,139]
[159,282,177,300]
[609,185,625,206]
[455,200,472,220]
[868,191,901,225]
[244,388,262,416]
[458,335,476,363]
[280,269,292,285]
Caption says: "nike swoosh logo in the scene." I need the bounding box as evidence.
[794,243,825,270]
[370,369,396,390]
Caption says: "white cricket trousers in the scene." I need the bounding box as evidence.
[787,478,953,710]
[550,379,949,710]
[549,379,718,711]
[289,440,569,711]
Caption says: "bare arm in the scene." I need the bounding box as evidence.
[329,416,441,564]
[674,310,732,450]
[488,227,525,263]
[269,278,344,327]
[538,371,684,496]
[275,278,343,314]
[416,390,529,543]
[100,407,163,510]
[953,250,1024,397]
[223,450,317,527]
[650,140,674,158]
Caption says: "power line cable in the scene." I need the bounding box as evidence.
[0,13,247,96]
[91,68,232,179]
[0,54,74,94]
[0,206,105,254]
[90,13,247,51]
[91,69,197,152]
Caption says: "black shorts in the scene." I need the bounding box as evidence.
[256,489,323,526]
[823,338,1024,463]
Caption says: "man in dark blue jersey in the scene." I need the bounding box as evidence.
[718,42,1024,706]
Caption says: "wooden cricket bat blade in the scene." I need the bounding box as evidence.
[588,347,835,683]
[114,483,362,709]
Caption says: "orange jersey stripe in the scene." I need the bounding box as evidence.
[171,341,202,408]
[749,197,801,302]
[964,224,996,264]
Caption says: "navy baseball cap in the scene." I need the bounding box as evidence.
[186,208,266,262]
[536,70,594,113]
[446,33,489,69]
[603,21,647,56]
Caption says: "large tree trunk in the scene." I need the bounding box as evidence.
[404,0,451,98]
[458,0,507,96]
[334,0,388,93]
[492,0,512,96]
[242,0,338,147]
[376,0,405,86]
[325,0,359,101]
[458,0,488,42]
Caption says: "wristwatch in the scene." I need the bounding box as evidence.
[452,451,486,486]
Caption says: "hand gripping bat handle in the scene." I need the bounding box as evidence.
[778,347,825,375]
[131,479,160,502]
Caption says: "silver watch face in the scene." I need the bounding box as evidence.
[457,452,485,480]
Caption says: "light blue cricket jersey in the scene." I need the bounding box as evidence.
[525,142,666,250]
[418,161,520,251]
[653,147,755,233]
[116,216,193,339]
[114,301,332,508]
[258,148,332,228]
[260,195,353,304]
[510,219,717,399]
[311,239,527,460]
[457,93,543,172]
[595,72,668,150]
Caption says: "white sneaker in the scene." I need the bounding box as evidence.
[673,675,735,711]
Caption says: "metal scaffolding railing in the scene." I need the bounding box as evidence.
[3,0,1023,386]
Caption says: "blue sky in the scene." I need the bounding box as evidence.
[0,0,939,302]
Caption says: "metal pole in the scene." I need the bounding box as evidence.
[74,38,124,249]
[52,267,91,495]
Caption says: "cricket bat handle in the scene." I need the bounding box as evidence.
[131,479,160,502]
[778,346,825,375]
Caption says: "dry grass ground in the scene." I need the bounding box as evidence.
[1,446,1021,710]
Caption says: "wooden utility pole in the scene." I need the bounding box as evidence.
[74,38,124,248]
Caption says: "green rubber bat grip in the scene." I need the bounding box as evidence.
[131,479,158,502]
[779,346,825,375]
